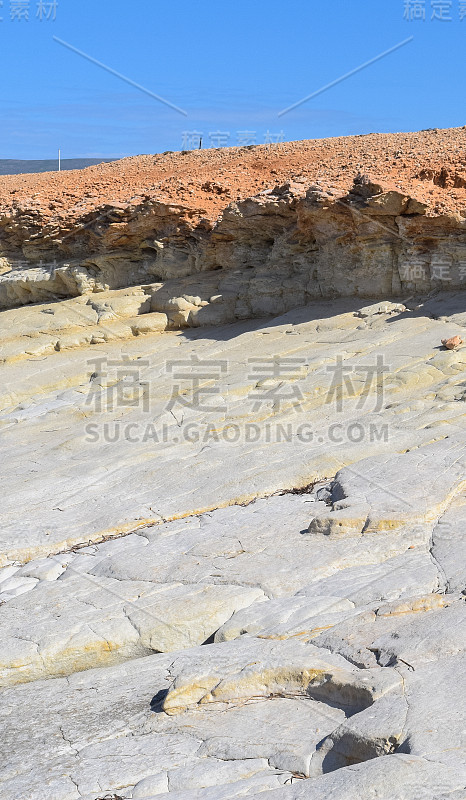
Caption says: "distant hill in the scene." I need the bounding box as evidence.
[0,158,118,176]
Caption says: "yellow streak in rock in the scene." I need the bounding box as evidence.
[163,665,345,715]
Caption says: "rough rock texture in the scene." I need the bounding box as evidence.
[0,130,465,800]
[0,128,465,317]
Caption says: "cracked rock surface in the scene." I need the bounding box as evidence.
[0,137,465,799]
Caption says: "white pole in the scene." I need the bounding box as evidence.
[58,149,61,171]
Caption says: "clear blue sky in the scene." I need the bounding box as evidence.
[1,0,464,159]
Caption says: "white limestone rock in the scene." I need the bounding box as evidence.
[256,754,466,799]
[17,554,72,582]
[295,551,440,606]
[0,575,39,600]
[215,596,355,643]
[371,600,466,667]
[308,438,466,538]
[1,298,465,564]
[0,565,20,584]
[310,595,455,668]
[161,637,401,716]
[0,286,464,800]
[431,494,466,594]
[0,577,265,686]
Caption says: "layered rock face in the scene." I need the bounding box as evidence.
[0,131,465,800]
[1,174,465,317]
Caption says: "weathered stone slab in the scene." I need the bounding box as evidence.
[0,274,464,799]
[308,437,466,537]
[1,297,465,564]
[161,638,401,716]
[0,575,264,686]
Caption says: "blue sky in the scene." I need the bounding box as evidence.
[0,0,464,159]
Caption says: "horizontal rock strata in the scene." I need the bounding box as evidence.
[1,178,465,319]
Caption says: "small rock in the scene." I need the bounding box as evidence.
[316,486,333,503]
[441,335,463,350]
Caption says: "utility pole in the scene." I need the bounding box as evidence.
[58,149,61,172]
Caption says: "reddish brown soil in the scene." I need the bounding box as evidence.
[1,127,465,224]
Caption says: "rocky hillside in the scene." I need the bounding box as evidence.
[0,129,465,333]
[0,130,465,800]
